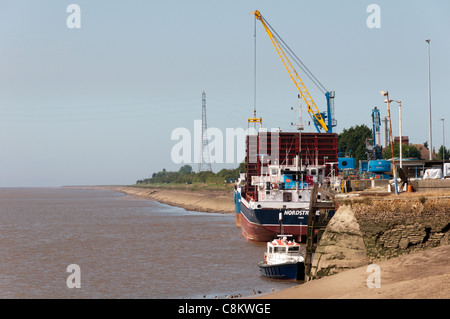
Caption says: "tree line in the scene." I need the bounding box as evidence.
[138,124,434,185]
[337,124,423,162]
[136,162,245,185]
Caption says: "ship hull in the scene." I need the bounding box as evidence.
[258,261,305,281]
[239,200,310,242]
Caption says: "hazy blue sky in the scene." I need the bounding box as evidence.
[0,0,449,187]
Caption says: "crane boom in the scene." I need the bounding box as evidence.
[252,10,329,132]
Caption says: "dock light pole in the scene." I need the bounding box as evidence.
[380,91,398,195]
[426,39,432,160]
[441,118,445,164]
[390,100,402,168]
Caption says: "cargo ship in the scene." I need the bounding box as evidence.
[234,10,339,242]
[234,131,338,242]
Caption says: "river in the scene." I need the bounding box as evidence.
[0,187,298,298]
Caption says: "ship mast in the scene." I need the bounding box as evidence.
[291,95,304,191]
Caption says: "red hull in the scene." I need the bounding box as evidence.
[235,213,241,227]
[239,212,307,242]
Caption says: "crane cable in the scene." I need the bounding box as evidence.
[253,14,257,118]
[260,14,328,95]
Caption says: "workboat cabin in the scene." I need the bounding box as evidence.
[264,236,305,265]
[258,235,305,280]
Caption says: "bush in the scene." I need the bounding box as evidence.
[136,163,245,185]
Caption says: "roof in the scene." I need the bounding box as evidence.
[412,144,429,160]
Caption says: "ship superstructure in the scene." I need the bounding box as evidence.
[235,132,338,242]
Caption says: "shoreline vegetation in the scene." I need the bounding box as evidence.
[136,164,244,187]
[130,164,240,213]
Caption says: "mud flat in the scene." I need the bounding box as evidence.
[81,185,235,214]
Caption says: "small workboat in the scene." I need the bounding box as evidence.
[258,235,305,281]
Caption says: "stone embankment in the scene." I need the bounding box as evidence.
[310,195,450,279]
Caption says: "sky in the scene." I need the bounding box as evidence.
[0,0,449,187]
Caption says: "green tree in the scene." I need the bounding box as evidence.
[382,142,422,159]
[435,146,450,160]
[237,161,245,173]
[179,165,193,174]
[337,125,372,163]
[137,161,246,185]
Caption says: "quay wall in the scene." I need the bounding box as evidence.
[417,179,450,193]
[310,196,450,279]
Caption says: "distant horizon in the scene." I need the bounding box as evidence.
[1,1,449,187]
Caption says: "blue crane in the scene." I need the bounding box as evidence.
[366,107,383,160]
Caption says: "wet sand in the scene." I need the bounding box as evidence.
[79,185,235,214]
[255,245,450,299]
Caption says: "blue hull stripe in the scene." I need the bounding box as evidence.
[240,201,310,227]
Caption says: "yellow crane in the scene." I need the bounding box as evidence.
[252,10,329,132]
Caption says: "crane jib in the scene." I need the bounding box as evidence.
[252,10,330,133]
